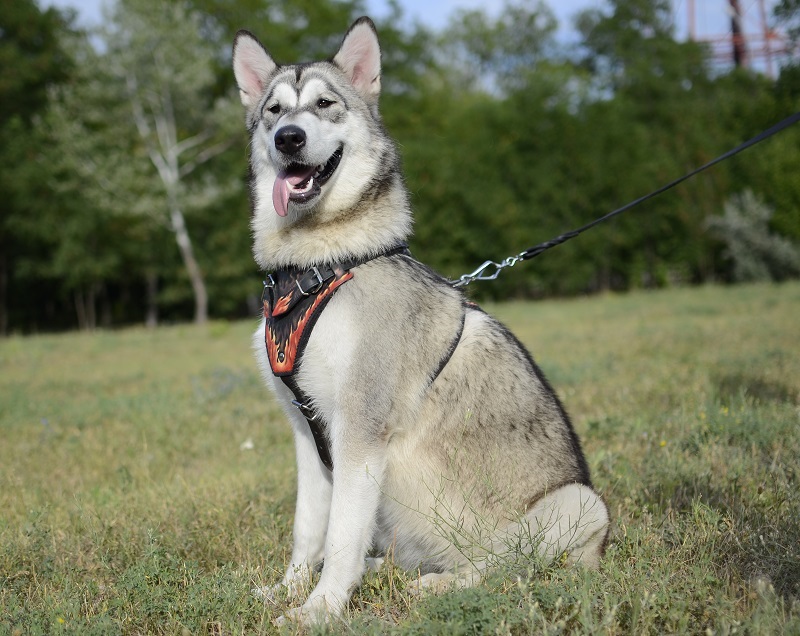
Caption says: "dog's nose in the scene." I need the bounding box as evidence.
[274,125,306,155]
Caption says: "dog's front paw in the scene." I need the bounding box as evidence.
[253,564,315,604]
[252,578,309,605]
[273,593,339,627]
[252,583,287,604]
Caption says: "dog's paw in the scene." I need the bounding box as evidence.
[365,557,385,572]
[408,572,455,597]
[252,583,285,604]
[273,605,317,628]
[272,594,337,627]
[252,579,307,605]
[408,571,478,596]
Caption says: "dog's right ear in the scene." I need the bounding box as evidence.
[232,30,276,111]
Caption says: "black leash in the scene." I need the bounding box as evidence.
[452,111,800,287]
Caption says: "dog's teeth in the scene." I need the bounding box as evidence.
[295,176,314,193]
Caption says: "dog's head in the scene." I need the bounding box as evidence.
[233,17,410,269]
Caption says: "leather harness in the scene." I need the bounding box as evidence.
[261,244,411,471]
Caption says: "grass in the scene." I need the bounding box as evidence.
[1,282,799,634]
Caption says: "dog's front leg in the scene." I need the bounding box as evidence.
[257,385,333,602]
[279,422,385,625]
[283,415,334,593]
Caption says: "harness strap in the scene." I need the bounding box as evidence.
[281,373,334,472]
[263,243,410,471]
[429,305,466,386]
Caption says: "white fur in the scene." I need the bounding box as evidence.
[254,297,387,622]
[255,289,610,625]
[244,73,407,268]
[269,82,299,110]
[232,32,276,110]
[248,106,409,269]
[238,19,609,627]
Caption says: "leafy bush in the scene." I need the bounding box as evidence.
[706,190,800,282]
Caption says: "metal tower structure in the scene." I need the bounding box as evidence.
[686,0,791,77]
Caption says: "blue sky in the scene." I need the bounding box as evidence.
[42,0,782,49]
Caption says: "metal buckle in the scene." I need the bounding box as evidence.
[291,399,317,420]
[261,275,276,305]
[296,266,324,296]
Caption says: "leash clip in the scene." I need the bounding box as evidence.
[452,256,522,288]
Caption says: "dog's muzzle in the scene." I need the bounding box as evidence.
[272,141,344,217]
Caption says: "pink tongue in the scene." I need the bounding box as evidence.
[272,166,316,217]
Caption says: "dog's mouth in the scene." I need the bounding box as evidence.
[272,146,344,217]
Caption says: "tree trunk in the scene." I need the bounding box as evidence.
[74,289,87,331]
[74,285,99,331]
[87,284,97,330]
[145,270,159,328]
[0,251,7,337]
[100,284,112,328]
[169,204,208,325]
[126,73,221,327]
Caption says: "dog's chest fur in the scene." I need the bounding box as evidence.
[255,256,466,441]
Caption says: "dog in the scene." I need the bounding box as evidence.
[232,17,609,624]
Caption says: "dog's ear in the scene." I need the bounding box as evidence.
[232,30,277,111]
[333,17,381,105]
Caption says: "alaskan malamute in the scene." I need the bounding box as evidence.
[232,17,609,624]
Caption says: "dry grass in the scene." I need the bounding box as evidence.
[1,283,799,634]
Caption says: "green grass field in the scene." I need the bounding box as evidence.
[2,283,799,634]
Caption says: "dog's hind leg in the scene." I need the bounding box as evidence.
[410,483,608,596]
[409,568,483,595]
[365,557,384,572]
[522,483,609,569]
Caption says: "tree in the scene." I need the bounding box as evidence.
[774,0,800,111]
[440,0,559,93]
[570,0,745,289]
[0,1,74,334]
[42,31,167,329]
[775,0,800,51]
[99,0,241,325]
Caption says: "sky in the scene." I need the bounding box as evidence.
[42,0,784,68]
[42,0,781,37]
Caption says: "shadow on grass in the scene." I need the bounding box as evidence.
[650,472,800,600]
[714,371,798,406]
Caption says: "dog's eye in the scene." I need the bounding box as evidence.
[316,98,335,109]
[266,103,281,115]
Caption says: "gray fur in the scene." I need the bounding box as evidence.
[233,17,609,625]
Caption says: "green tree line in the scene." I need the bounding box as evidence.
[1,0,798,333]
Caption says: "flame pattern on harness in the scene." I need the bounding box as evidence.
[263,266,353,376]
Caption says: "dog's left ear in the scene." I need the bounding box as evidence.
[333,17,381,105]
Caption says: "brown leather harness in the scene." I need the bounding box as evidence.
[262,244,410,471]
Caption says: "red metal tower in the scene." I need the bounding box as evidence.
[686,0,791,77]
